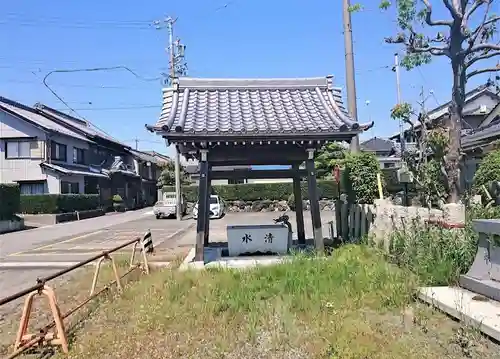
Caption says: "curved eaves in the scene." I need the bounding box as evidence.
[175,89,191,132]
[326,91,359,130]
[161,91,180,132]
[314,87,348,131]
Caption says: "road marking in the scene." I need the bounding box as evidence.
[0,262,96,269]
[8,230,105,257]
[11,251,104,257]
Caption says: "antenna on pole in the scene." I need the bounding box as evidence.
[153,15,187,221]
[153,16,188,86]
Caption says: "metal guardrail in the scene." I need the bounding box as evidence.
[0,231,153,358]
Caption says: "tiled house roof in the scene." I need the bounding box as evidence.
[34,103,131,148]
[360,137,395,153]
[146,76,373,136]
[0,97,92,142]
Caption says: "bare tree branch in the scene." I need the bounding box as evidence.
[466,50,500,67]
[470,43,500,53]
[463,0,489,28]
[444,0,463,18]
[466,63,500,79]
[466,1,495,52]
[483,15,500,27]
[421,0,454,26]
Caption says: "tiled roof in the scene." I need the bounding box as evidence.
[128,149,158,163]
[147,76,372,137]
[34,104,131,148]
[40,162,109,178]
[360,137,395,153]
[0,97,92,142]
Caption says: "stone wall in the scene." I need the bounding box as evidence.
[354,199,465,244]
[187,199,337,213]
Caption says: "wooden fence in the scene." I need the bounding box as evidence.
[331,200,376,243]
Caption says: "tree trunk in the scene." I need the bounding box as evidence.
[446,59,466,203]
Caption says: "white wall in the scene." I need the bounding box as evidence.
[0,110,47,183]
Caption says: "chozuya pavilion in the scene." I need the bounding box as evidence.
[146,76,373,261]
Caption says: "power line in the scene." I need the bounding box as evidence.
[416,67,441,106]
[41,66,162,136]
[54,105,160,111]
[1,78,160,89]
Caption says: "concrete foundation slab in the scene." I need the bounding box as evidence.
[419,286,500,342]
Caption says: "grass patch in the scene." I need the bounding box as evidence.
[54,245,500,358]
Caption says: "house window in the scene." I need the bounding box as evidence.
[73,147,86,164]
[384,162,396,169]
[5,140,34,159]
[51,142,67,161]
[61,181,80,194]
[19,181,46,195]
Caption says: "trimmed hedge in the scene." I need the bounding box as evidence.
[20,194,100,214]
[165,180,339,203]
[0,184,20,220]
[166,169,406,204]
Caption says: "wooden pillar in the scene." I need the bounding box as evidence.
[306,149,324,251]
[292,164,305,245]
[204,165,212,246]
[195,150,209,262]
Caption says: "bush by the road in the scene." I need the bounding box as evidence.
[20,194,100,214]
[0,183,20,220]
[165,180,339,203]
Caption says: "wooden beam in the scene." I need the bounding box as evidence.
[306,150,323,251]
[204,165,212,246]
[195,153,209,261]
[209,169,307,180]
[292,164,306,245]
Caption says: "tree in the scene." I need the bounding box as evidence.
[315,142,348,179]
[353,0,499,203]
[157,160,190,189]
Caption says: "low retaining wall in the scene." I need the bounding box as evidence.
[0,217,24,234]
[21,209,105,225]
[343,199,465,245]
[55,209,105,223]
[187,199,337,213]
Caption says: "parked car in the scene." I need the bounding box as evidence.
[192,195,226,220]
[153,192,187,219]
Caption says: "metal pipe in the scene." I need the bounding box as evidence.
[0,237,140,307]
[5,265,140,359]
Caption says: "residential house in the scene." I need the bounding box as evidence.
[127,149,160,205]
[360,137,401,169]
[0,97,161,207]
[143,151,171,167]
[388,83,500,187]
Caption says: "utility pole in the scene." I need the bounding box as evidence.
[394,53,405,153]
[154,16,188,221]
[342,0,359,153]
[134,138,139,150]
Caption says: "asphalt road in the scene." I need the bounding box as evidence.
[0,208,193,299]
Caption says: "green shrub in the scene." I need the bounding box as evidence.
[343,152,382,204]
[473,149,500,190]
[164,180,339,203]
[20,194,100,214]
[382,204,500,286]
[0,184,20,220]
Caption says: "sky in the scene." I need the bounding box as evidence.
[0,0,498,159]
